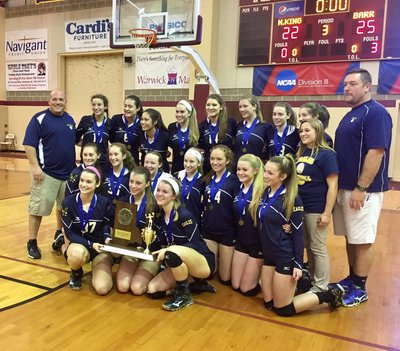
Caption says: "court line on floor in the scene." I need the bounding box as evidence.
[0,254,70,274]
[195,300,400,351]
[0,272,91,312]
[0,274,51,290]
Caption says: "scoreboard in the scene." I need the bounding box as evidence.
[237,0,400,65]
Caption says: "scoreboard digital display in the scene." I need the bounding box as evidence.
[237,0,400,66]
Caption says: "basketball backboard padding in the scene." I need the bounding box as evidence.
[110,0,202,48]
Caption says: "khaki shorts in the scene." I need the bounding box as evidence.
[28,172,66,216]
[333,189,383,244]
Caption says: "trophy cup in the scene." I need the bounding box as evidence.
[142,212,156,254]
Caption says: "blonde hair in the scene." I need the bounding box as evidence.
[109,142,136,172]
[238,154,264,225]
[269,154,298,219]
[296,119,333,160]
[177,100,200,147]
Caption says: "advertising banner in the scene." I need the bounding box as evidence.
[65,18,111,52]
[135,52,190,89]
[6,61,48,91]
[5,29,48,61]
[253,62,360,96]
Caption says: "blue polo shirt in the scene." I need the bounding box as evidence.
[23,108,76,180]
[334,100,392,192]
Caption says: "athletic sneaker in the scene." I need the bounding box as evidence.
[189,280,217,294]
[69,268,83,291]
[27,239,41,259]
[328,276,354,292]
[162,290,194,311]
[327,284,345,310]
[342,285,368,307]
[51,230,64,254]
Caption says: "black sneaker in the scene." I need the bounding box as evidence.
[27,239,41,259]
[69,268,83,291]
[162,290,194,311]
[51,230,64,254]
[189,280,217,294]
[328,284,345,310]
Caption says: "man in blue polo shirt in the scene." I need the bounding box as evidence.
[23,89,76,259]
[333,69,392,307]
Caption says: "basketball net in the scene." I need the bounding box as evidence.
[129,28,157,55]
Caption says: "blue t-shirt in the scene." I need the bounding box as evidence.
[296,148,339,213]
[334,99,392,192]
[23,108,76,180]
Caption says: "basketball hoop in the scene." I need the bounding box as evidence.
[129,28,157,52]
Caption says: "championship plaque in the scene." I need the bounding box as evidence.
[99,201,156,261]
[112,201,141,246]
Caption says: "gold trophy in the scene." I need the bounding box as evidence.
[142,212,156,254]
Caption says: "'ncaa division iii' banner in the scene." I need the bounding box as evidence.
[253,62,360,96]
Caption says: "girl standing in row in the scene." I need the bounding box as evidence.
[109,95,143,164]
[199,94,237,174]
[168,100,200,175]
[139,108,170,172]
[76,94,111,174]
[267,102,300,158]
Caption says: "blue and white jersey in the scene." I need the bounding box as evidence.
[177,170,205,228]
[258,190,304,268]
[233,186,261,247]
[335,99,392,192]
[76,115,111,172]
[102,169,131,225]
[234,121,273,163]
[157,207,212,259]
[65,164,85,197]
[202,172,240,238]
[109,114,141,164]
[168,122,198,175]
[198,117,237,174]
[296,148,339,213]
[23,108,76,180]
[61,193,111,249]
[138,129,170,173]
[267,125,300,157]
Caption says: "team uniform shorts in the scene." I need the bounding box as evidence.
[29,172,66,216]
[263,258,295,275]
[235,240,263,259]
[202,231,235,247]
[333,189,384,244]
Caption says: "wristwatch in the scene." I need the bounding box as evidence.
[356,184,368,192]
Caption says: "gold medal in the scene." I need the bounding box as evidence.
[112,199,117,205]
[242,147,247,153]
[209,204,214,210]
[238,219,244,226]
[127,144,131,150]
[180,150,184,156]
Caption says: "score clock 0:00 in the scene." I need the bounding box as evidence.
[237,0,400,66]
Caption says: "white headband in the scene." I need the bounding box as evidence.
[177,100,193,113]
[159,174,180,196]
[185,148,203,163]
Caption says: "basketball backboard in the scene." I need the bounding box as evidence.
[110,0,202,48]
